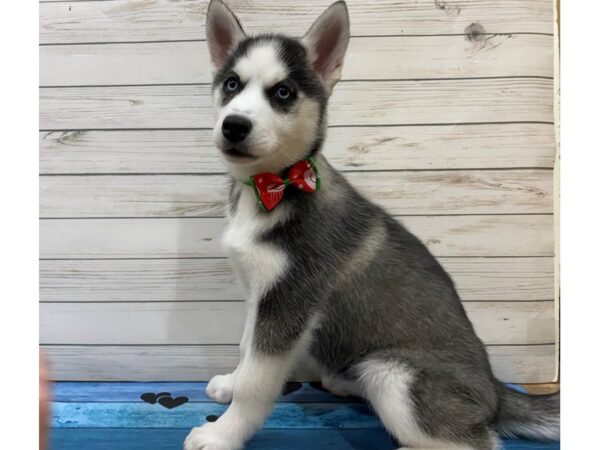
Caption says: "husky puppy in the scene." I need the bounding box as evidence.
[184,1,560,449]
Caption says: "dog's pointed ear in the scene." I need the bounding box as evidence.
[206,0,246,70]
[302,1,350,92]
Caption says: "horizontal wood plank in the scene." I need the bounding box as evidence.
[39,124,557,174]
[40,258,241,302]
[51,381,360,403]
[520,383,560,395]
[49,428,560,450]
[51,401,383,429]
[40,301,556,346]
[40,170,553,218]
[39,215,554,259]
[441,257,555,301]
[39,78,554,130]
[39,256,555,302]
[42,344,558,383]
[39,0,554,44]
[51,381,552,403]
[48,429,397,450]
[39,34,553,86]
[40,302,247,345]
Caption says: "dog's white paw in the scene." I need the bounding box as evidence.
[206,374,234,404]
[183,423,239,450]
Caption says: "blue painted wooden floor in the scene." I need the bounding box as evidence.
[50,382,559,450]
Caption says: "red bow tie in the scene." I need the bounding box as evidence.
[245,158,320,211]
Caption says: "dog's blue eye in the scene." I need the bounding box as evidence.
[224,76,239,93]
[275,85,291,100]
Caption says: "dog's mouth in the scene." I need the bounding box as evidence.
[222,147,257,161]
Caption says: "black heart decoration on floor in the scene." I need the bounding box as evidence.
[140,392,171,404]
[141,392,188,409]
[158,396,189,409]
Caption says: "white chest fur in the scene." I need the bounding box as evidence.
[223,186,289,301]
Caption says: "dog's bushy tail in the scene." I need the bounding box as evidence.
[495,383,560,441]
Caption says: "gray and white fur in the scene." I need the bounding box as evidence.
[184,1,560,449]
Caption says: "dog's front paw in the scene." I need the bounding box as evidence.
[206,374,234,404]
[183,423,239,450]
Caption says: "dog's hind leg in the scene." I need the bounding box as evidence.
[356,358,500,450]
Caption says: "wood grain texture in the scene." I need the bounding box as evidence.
[51,381,360,403]
[39,78,554,130]
[40,170,553,218]
[39,124,557,174]
[51,381,551,403]
[38,0,559,385]
[51,401,383,429]
[48,429,399,450]
[40,34,553,86]
[40,301,555,346]
[49,428,560,450]
[39,0,554,44]
[40,302,248,345]
[520,383,560,395]
[39,215,554,259]
[39,257,555,302]
[40,258,242,302]
[41,344,558,383]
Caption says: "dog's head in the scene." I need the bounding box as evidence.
[206,0,350,178]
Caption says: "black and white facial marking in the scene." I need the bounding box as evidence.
[205,0,350,179]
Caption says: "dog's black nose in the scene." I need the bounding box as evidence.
[222,115,252,143]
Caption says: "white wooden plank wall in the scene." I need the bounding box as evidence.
[39,0,558,383]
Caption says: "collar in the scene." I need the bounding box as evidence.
[242,158,320,211]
